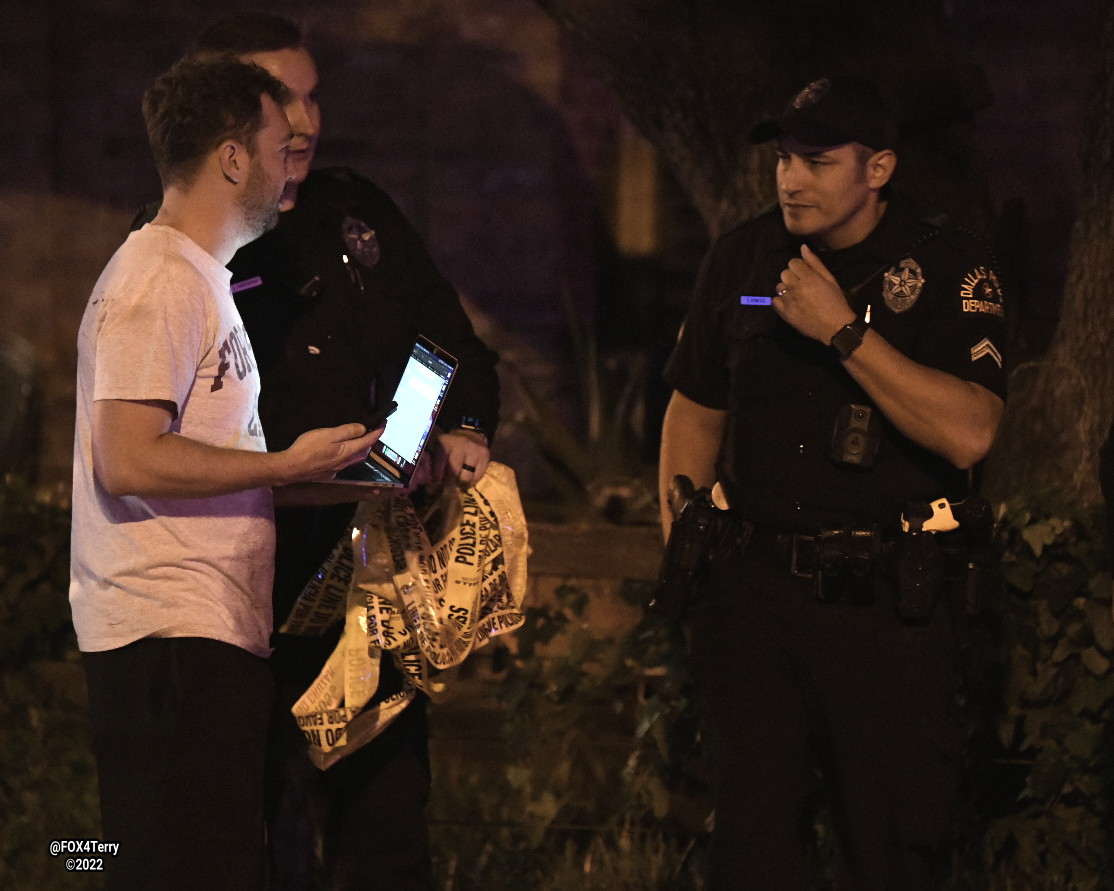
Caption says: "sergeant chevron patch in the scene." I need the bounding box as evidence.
[970,338,1003,368]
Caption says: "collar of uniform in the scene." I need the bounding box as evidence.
[798,196,931,282]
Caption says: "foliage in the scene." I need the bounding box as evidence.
[0,476,74,667]
[505,287,658,524]
[429,499,1114,890]
[4,471,1114,890]
[0,476,101,891]
[973,496,1114,890]
[428,579,708,889]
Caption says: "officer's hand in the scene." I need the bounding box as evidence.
[437,430,491,487]
[773,244,856,344]
[404,447,436,495]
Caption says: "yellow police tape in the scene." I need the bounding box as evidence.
[281,461,529,769]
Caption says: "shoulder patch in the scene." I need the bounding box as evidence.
[882,257,924,313]
[960,266,1004,316]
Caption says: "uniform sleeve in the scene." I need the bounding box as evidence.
[347,173,501,440]
[663,238,733,410]
[917,234,1008,399]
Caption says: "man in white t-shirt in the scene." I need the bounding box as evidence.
[70,56,383,891]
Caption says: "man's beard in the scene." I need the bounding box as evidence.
[239,165,281,240]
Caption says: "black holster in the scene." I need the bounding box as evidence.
[649,476,737,621]
[894,530,945,623]
[894,494,995,626]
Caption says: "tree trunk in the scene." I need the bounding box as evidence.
[537,0,995,238]
[983,6,1114,509]
[541,0,1114,510]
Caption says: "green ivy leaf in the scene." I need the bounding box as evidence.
[1026,748,1068,801]
[1083,600,1114,653]
[1067,671,1114,716]
[1063,718,1105,760]
[1020,517,1068,557]
[1079,646,1110,676]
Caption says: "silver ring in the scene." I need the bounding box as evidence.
[775,283,788,298]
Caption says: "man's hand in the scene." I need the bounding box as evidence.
[773,244,856,344]
[276,424,383,484]
[92,399,382,499]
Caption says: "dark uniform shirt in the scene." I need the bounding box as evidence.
[229,166,499,451]
[216,167,501,627]
[666,197,1007,532]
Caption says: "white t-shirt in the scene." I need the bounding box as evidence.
[70,224,275,657]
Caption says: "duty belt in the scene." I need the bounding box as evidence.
[744,523,889,578]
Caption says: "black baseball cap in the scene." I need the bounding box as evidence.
[749,75,895,151]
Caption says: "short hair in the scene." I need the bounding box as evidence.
[142,56,290,188]
[852,143,877,165]
[191,13,306,58]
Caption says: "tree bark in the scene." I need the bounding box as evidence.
[983,5,1114,509]
[537,0,995,238]
[541,0,1114,509]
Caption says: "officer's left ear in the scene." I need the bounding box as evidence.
[865,149,896,190]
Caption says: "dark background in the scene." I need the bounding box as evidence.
[0,0,1099,499]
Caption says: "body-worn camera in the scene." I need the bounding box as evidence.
[831,403,881,466]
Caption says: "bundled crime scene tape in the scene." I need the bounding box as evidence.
[280,461,529,769]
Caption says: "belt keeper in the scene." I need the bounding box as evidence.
[789,533,816,579]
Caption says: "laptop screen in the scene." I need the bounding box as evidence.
[367,337,457,480]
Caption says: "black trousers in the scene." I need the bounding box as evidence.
[265,634,433,891]
[687,544,965,891]
[266,505,434,891]
[83,637,273,891]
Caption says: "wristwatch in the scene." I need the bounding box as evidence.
[452,416,490,445]
[830,316,870,361]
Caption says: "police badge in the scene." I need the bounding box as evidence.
[882,257,924,313]
[792,78,831,109]
[341,215,381,267]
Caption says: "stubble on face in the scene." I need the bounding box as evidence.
[236,96,292,242]
[238,159,282,239]
[776,141,882,250]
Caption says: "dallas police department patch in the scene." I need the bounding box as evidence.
[960,266,1004,317]
[882,257,925,313]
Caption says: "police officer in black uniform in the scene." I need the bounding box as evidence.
[182,14,499,891]
[659,76,1007,890]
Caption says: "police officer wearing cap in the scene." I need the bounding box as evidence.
[659,75,1007,889]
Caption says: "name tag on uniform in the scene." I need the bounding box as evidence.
[740,295,772,306]
[231,276,263,294]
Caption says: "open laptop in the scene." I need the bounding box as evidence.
[331,336,458,489]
